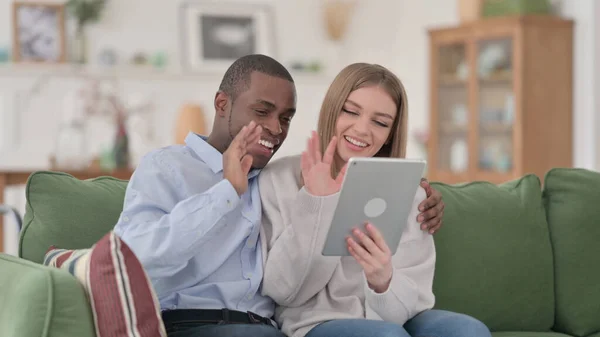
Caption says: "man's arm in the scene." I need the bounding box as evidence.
[113,150,240,281]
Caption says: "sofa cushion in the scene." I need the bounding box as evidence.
[0,253,95,337]
[20,171,128,263]
[492,333,571,337]
[430,174,554,332]
[542,168,600,337]
[44,231,167,337]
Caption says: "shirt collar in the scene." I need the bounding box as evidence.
[184,132,261,179]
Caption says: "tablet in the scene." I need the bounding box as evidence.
[321,157,427,256]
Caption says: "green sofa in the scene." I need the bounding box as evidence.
[1,168,599,337]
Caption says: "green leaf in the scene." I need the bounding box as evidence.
[66,0,107,27]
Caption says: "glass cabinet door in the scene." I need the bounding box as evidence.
[477,38,514,174]
[436,44,469,174]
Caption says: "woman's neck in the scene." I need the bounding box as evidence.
[332,153,347,178]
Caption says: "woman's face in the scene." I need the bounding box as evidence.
[334,85,398,163]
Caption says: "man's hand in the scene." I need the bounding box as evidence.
[223,121,262,196]
[418,178,444,234]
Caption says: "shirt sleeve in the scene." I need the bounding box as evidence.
[113,150,241,281]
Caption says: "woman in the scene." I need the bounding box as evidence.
[258,63,492,337]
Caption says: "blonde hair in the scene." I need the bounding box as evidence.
[317,63,409,177]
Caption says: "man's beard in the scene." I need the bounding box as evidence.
[227,110,235,143]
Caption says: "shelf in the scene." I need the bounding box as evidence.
[479,71,512,84]
[0,63,331,84]
[439,74,467,86]
[480,123,513,133]
[440,124,469,133]
[428,16,573,185]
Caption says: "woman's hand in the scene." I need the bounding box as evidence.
[301,131,347,196]
[347,222,393,293]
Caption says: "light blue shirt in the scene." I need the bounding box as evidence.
[113,132,273,318]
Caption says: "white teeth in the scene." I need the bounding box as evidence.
[258,139,274,149]
[344,136,368,148]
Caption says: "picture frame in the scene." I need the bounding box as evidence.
[12,2,67,63]
[179,1,277,73]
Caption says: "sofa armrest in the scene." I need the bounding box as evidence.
[0,253,95,337]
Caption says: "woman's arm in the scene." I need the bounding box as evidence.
[259,165,341,308]
[363,187,436,324]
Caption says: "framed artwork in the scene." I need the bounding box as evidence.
[179,1,276,72]
[12,2,67,63]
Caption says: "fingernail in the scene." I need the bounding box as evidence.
[418,215,424,222]
[421,224,427,230]
[419,206,424,211]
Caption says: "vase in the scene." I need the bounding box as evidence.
[458,0,483,23]
[112,116,130,169]
[323,0,355,75]
[71,27,88,64]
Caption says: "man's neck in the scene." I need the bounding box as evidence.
[206,134,228,154]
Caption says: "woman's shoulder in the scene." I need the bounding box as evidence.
[258,154,303,192]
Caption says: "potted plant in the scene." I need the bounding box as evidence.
[66,0,107,63]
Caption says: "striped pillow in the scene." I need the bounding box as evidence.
[43,231,167,337]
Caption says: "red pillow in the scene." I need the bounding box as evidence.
[44,231,167,337]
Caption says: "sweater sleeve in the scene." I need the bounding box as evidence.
[259,164,341,307]
[364,186,436,324]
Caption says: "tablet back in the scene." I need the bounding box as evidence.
[322,157,426,256]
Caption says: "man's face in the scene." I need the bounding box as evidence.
[224,72,297,169]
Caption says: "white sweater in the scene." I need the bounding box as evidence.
[257,155,436,337]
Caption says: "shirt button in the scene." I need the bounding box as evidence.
[123,216,129,221]
[247,241,255,248]
[246,272,252,278]
[247,295,253,300]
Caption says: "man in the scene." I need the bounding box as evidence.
[113,54,444,337]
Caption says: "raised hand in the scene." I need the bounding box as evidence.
[223,121,262,196]
[301,131,347,196]
[347,222,393,293]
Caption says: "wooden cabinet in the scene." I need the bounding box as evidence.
[426,15,573,184]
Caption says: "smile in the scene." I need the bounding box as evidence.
[253,138,277,156]
[258,139,274,149]
[344,135,369,148]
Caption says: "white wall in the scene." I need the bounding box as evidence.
[1,0,598,255]
[596,2,600,170]
[0,0,412,254]
[560,0,598,170]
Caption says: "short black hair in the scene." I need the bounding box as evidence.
[218,54,294,102]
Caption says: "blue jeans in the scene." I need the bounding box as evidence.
[305,309,492,337]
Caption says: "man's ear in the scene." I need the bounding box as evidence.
[214,91,229,117]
